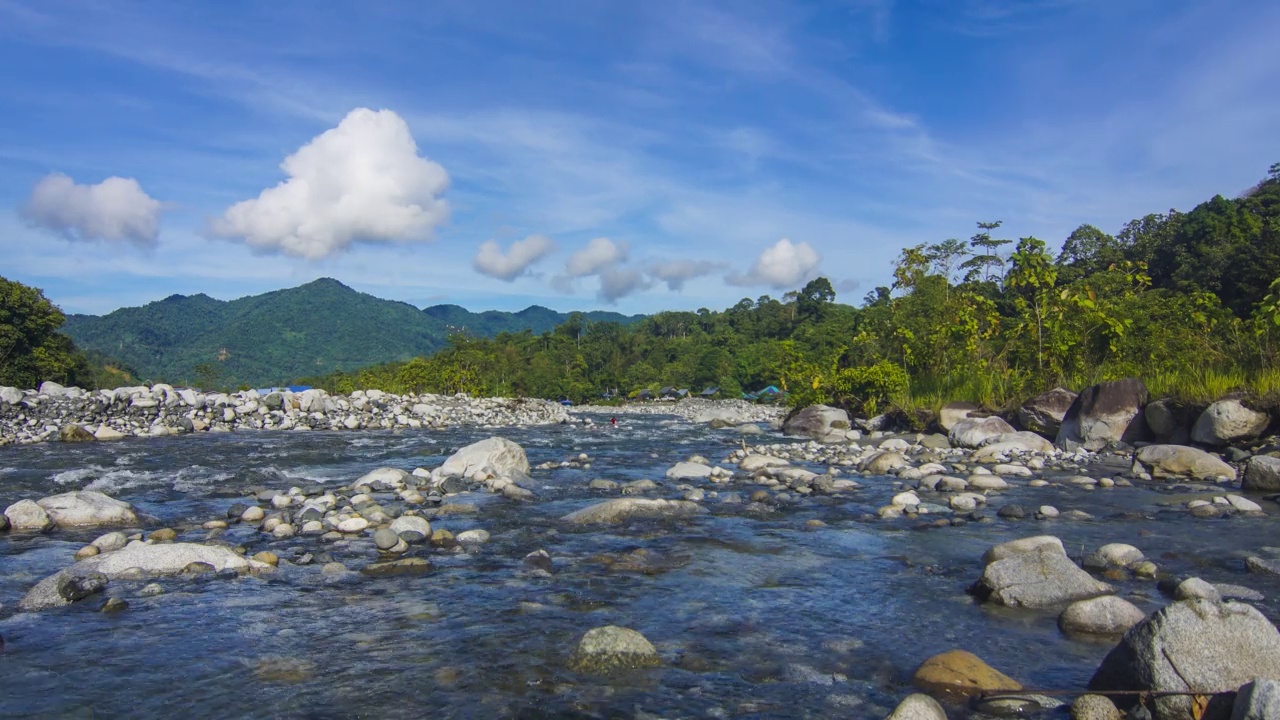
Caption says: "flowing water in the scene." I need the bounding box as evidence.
[1,414,1277,719]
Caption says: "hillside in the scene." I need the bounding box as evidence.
[61,278,640,388]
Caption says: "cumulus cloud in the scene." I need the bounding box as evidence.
[552,237,630,292]
[22,173,163,246]
[727,238,822,289]
[598,266,651,304]
[648,259,723,291]
[473,234,556,281]
[213,108,449,259]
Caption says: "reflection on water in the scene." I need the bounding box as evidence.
[1,414,1277,718]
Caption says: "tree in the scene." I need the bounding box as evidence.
[961,221,1011,284]
[0,276,92,388]
[796,277,836,321]
[1056,224,1123,284]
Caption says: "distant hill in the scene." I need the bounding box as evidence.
[62,278,641,388]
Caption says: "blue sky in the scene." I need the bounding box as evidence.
[2,0,1278,316]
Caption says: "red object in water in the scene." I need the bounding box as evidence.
[610,417,617,426]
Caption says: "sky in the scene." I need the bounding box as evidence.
[1,0,1278,316]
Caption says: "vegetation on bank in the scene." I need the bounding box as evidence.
[0,276,120,389]
[302,164,1280,416]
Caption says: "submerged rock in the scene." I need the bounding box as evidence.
[912,649,1021,697]
[974,537,1113,608]
[568,625,660,673]
[560,498,707,525]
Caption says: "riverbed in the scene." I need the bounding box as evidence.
[1,413,1276,718]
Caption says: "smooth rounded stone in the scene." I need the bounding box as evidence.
[4,499,55,532]
[1038,505,1060,518]
[1097,543,1144,567]
[94,425,127,441]
[148,528,177,542]
[993,463,1032,477]
[1191,398,1270,446]
[262,517,282,533]
[739,454,789,472]
[983,536,1067,565]
[683,488,706,502]
[524,549,554,572]
[1134,444,1237,481]
[1192,503,1226,519]
[1070,694,1122,720]
[912,649,1021,697]
[623,479,658,494]
[885,693,947,720]
[968,475,1009,491]
[892,491,921,508]
[665,461,712,480]
[1227,494,1264,513]
[1245,557,1280,576]
[949,416,1016,449]
[975,546,1114,608]
[320,562,349,576]
[226,503,249,520]
[91,531,128,553]
[972,432,1056,462]
[1089,599,1280,720]
[74,545,100,560]
[1233,678,1280,720]
[202,520,229,530]
[1244,455,1280,492]
[139,582,164,596]
[455,529,490,544]
[1214,583,1264,601]
[862,451,908,475]
[100,597,128,613]
[352,467,413,490]
[430,528,456,547]
[568,625,661,673]
[783,404,850,440]
[241,506,265,523]
[83,541,262,577]
[434,437,531,483]
[58,423,95,443]
[1058,596,1147,636]
[996,504,1028,520]
[360,557,430,576]
[1175,577,1221,601]
[59,572,109,602]
[560,498,707,525]
[950,494,981,512]
[337,517,370,534]
[270,494,293,509]
[389,515,431,541]
[271,523,296,539]
[183,561,216,575]
[373,528,401,550]
[1132,561,1159,579]
[1056,378,1149,451]
[588,479,619,491]
[252,551,279,567]
[939,402,980,432]
[301,521,325,535]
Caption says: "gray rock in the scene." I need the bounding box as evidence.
[1176,577,1222,602]
[1245,557,1280,576]
[975,546,1113,608]
[950,416,1016,449]
[1018,387,1077,437]
[0,386,23,405]
[983,535,1065,564]
[59,424,95,443]
[783,404,850,441]
[1244,456,1280,493]
[1135,445,1236,481]
[886,693,947,720]
[4,499,54,532]
[1232,679,1280,720]
[665,462,712,480]
[1056,378,1149,451]
[1059,596,1146,636]
[1145,398,1194,443]
[939,402,980,432]
[1193,398,1270,447]
[434,437,530,483]
[568,625,661,673]
[373,528,401,550]
[1089,599,1280,720]
[1071,694,1122,720]
[91,531,129,553]
[389,515,430,541]
[36,491,140,528]
[561,498,707,525]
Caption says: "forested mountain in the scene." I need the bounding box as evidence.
[61,278,639,388]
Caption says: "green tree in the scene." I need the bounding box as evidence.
[0,276,93,388]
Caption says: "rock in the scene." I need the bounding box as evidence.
[1232,679,1280,720]
[665,462,713,480]
[971,432,1055,461]
[783,404,850,441]
[361,557,430,576]
[982,535,1065,564]
[19,570,109,610]
[82,541,261,577]
[351,467,412,490]
[1018,388,1077,437]
[1244,456,1280,492]
[968,475,1009,491]
[36,491,140,528]
[434,437,530,482]
[100,597,128,613]
[337,517,369,533]
[524,549,553,572]
[75,545,100,560]
[4,499,54,532]
[59,424,95,443]
[148,528,177,542]
[739,454,789,472]
[1056,378,1149,451]
[1192,398,1270,447]
[862,451,908,475]
[93,425,127,441]
[1134,445,1236,481]
[389,515,431,541]
[1145,399,1194,443]
[1058,596,1146,636]
[58,572,108,602]
[568,626,661,673]
[997,504,1028,520]
[373,528,400,550]
[91,531,128,552]
[561,498,707,525]
[939,402,980,432]
[1227,494,1263,513]
[885,693,947,720]
[241,506,265,523]
[456,529,489,544]
[975,545,1113,608]
[949,416,1016,448]
[0,386,23,405]
[1246,557,1280,576]
[1175,577,1222,602]
[1089,599,1280,720]
[1071,694,1122,720]
[1096,543,1144,566]
[252,551,279,567]
[912,649,1021,697]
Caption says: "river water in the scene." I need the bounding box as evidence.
[0,414,1277,719]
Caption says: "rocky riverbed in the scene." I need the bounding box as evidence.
[2,390,1280,718]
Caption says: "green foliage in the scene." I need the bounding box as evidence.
[833,361,909,417]
[0,276,96,388]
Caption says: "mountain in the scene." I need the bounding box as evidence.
[62,278,641,388]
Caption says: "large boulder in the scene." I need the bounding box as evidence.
[1134,445,1237,481]
[1145,399,1194,443]
[665,462,712,480]
[950,416,1016,449]
[1089,599,1280,720]
[1244,456,1280,492]
[0,386,24,405]
[1056,379,1149,450]
[18,571,109,611]
[4,499,54,532]
[568,626,661,673]
[783,404,850,442]
[561,498,707,525]
[59,424,95,443]
[1192,398,1271,447]
[973,539,1113,608]
[971,432,1055,461]
[938,402,980,432]
[36,491,140,528]
[1018,388,1077,437]
[912,649,1021,697]
[434,437,530,482]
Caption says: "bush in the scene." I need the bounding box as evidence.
[834,361,909,417]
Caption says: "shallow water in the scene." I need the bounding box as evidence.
[1,415,1277,719]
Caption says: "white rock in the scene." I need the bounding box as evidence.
[4,499,54,531]
[36,491,139,528]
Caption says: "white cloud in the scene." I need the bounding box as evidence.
[598,266,651,304]
[22,173,163,246]
[564,237,628,277]
[473,234,556,281]
[213,108,449,259]
[648,259,722,291]
[727,238,822,289]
